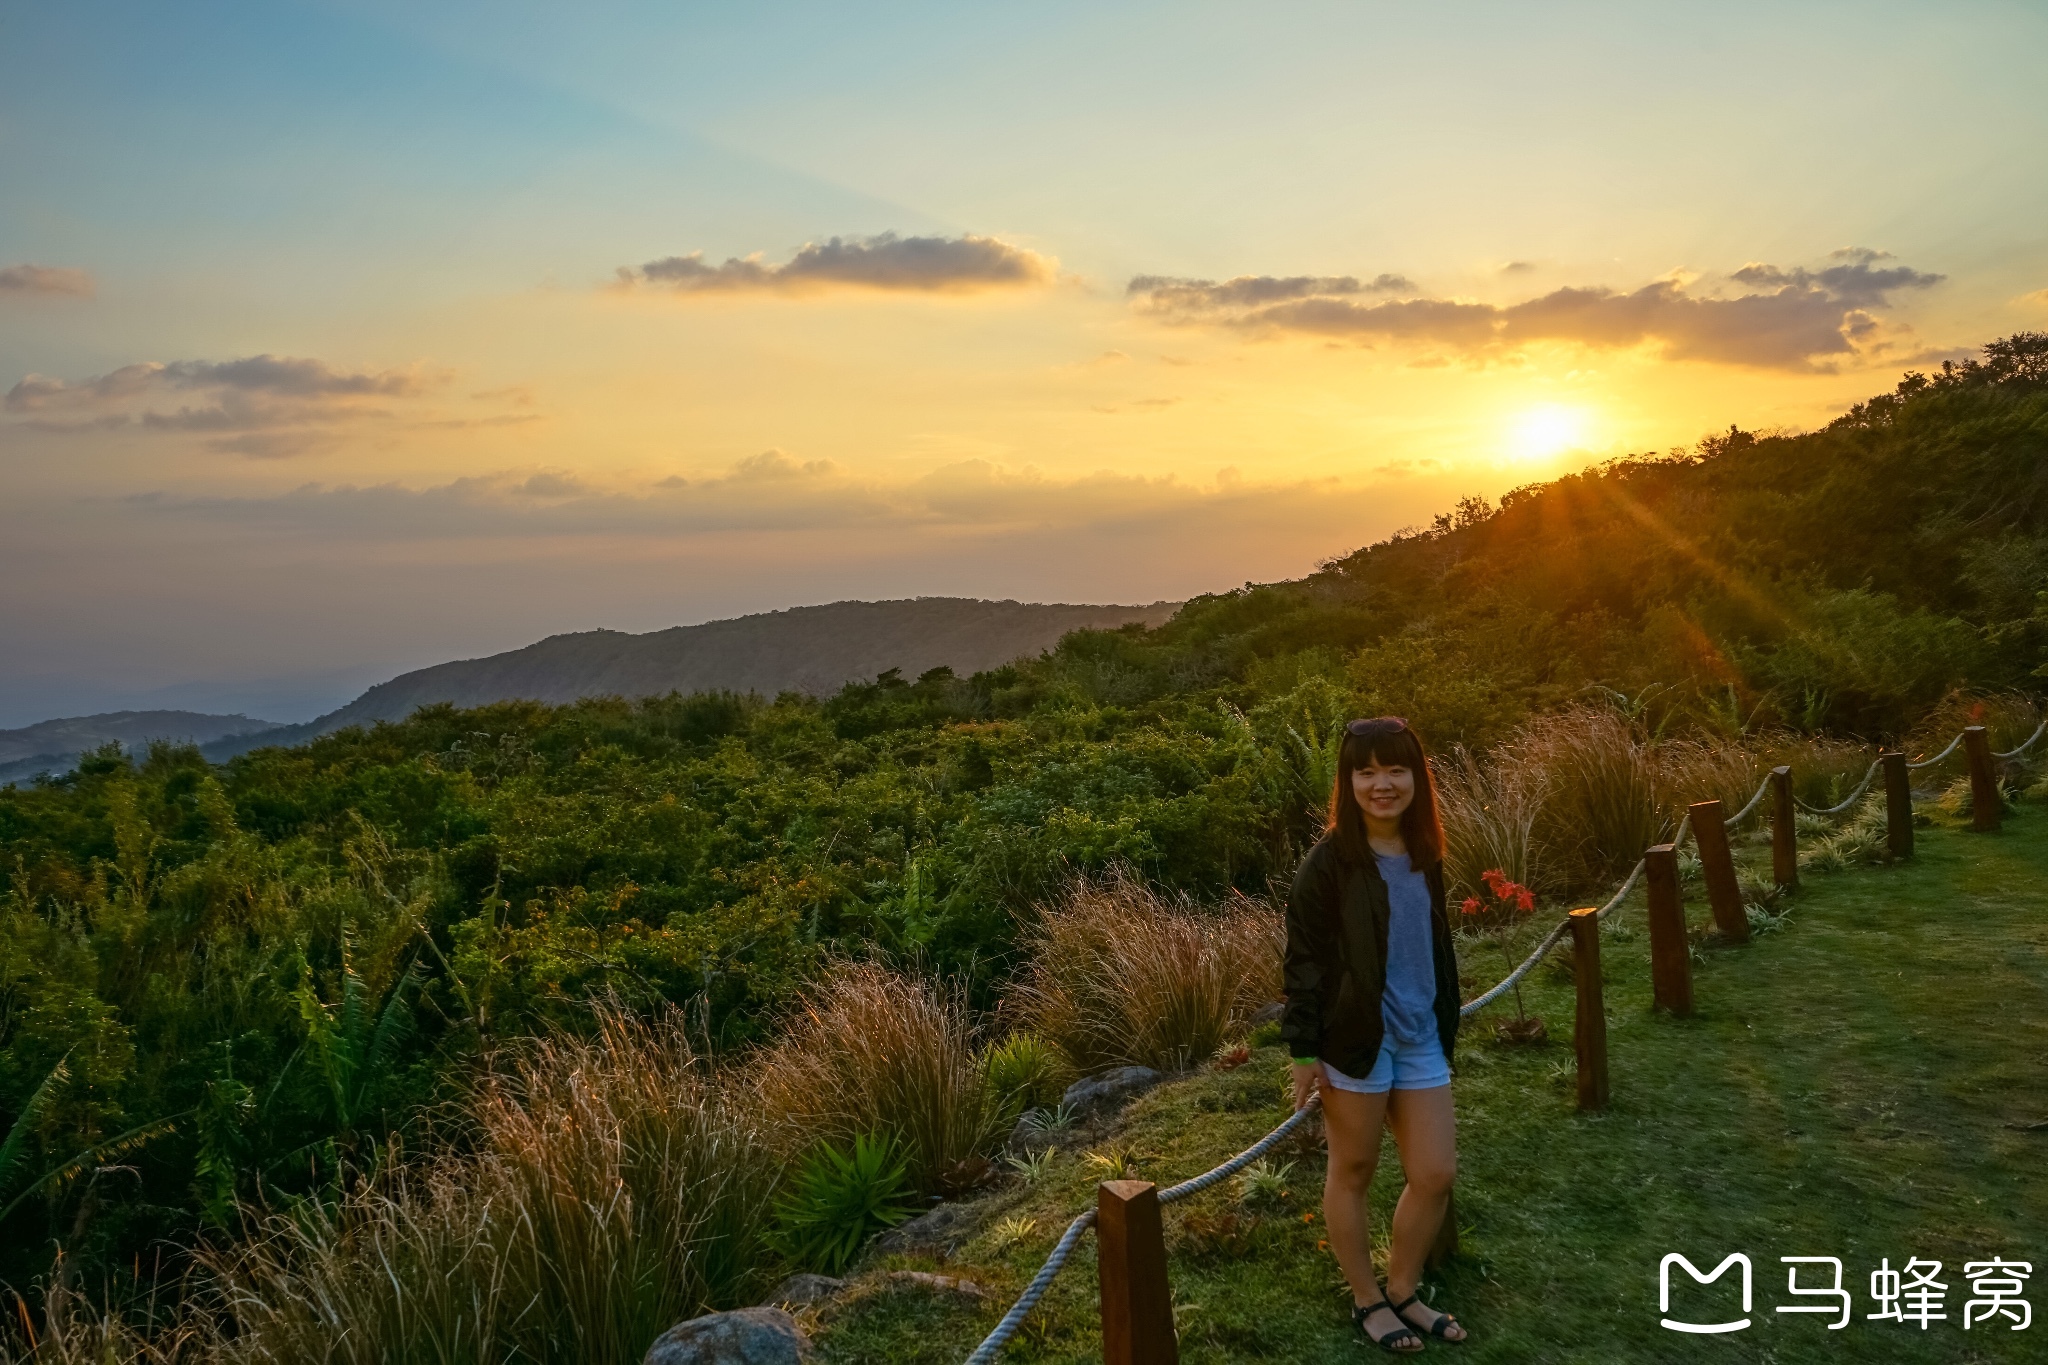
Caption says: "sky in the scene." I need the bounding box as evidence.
[3,0,2047,725]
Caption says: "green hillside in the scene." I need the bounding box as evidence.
[0,337,2042,1353]
[817,806,2048,1365]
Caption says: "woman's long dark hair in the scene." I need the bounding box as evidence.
[1327,717,1446,869]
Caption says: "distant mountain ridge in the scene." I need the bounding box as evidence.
[0,711,287,784]
[196,597,1179,761]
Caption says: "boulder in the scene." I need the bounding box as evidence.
[644,1307,808,1365]
[1248,1000,1285,1026]
[1060,1065,1165,1118]
[761,1274,845,1309]
[869,1200,979,1258]
[1006,1108,1060,1155]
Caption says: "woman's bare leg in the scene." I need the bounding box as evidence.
[1319,1083,1424,1347]
[1382,1082,1466,1341]
[1319,1083,1389,1304]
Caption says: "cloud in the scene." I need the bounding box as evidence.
[1728,247,1943,308]
[6,355,433,414]
[3,354,464,455]
[119,454,1350,543]
[619,232,1056,295]
[0,264,95,298]
[1127,272,1414,313]
[2019,287,2048,309]
[1128,250,1946,371]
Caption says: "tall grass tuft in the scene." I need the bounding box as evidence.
[1907,688,2042,763]
[1512,706,1667,895]
[0,1283,205,1365]
[204,1005,777,1365]
[1653,735,1764,818]
[756,962,1006,1198]
[1433,745,1545,904]
[1006,870,1282,1076]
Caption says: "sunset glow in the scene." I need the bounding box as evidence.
[3,0,2046,722]
[1506,405,1596,463]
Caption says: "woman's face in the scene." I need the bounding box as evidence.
[1351,756,1416,826]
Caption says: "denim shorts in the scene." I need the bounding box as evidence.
[1323,1033,1452,1093]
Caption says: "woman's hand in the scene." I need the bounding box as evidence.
[1290,1059,1325,1111]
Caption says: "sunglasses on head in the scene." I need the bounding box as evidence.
[1345,716,1409,735]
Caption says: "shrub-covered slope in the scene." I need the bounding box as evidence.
[0,338,2042,1313]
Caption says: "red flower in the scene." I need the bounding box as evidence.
[1516,888,1536,911]
[1461,896,1482,916]
[1481,868,1506,891]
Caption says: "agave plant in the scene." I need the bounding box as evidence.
[771,1132,918,1275]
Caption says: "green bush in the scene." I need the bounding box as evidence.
[771,1133,917,1275]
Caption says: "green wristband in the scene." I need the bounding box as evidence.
[1290,1055,1318,1066]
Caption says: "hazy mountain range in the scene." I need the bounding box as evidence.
[0,711,289,785]
[5,597,1178,780]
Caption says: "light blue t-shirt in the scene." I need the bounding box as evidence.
[1375,852,1439,1045]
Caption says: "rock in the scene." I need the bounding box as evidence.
[1006,1109,1058,1155]
[875,1270,990,1299]
[644,1306,808,1365]
[1060,1065,1164,1118]
[869,1200,980,1258]
[761,1274,845,1309]
[1248,1000,1285,1026]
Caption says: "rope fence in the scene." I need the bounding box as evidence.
[1795,759,1880,816]
[1722,774,1773,827]
[959,721,2037,1363]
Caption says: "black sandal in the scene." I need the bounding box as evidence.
[1391,1292,1465,1342]
[1353,1299,1424,1353]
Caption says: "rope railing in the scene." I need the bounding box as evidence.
[962,1209,1099,1365]
[961,1098,1327,1364]
[1794,758,1881,816]
[1907,732,1965,769]
[962,719,2040,1361]
[1995,718,2047,760]
[1722,775,1773,827]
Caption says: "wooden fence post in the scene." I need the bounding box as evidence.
[1964,726,2002,832]
[1881,751,1913,860]
[1644,843,1693,1017]
[1569,907,1608,1110]
[1687,800,1749,944]
[1770,766,1799,890]
[1098,1180,1177,1365]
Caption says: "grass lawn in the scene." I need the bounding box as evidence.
[815,802,2048,1364]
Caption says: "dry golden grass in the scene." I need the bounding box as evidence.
[1005,870,1282,1075]
[1905,689,2043,765]
[199,1006,776,1365]
[756,961,1008,1197]
[0,1284,205,1365]
[1509,705,1669,895]
[1433,745,1545,904]
[1651,735,1764,817]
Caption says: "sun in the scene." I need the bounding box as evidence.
[1506,404,1593,462]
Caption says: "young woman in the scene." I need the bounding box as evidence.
[1282,716,1468,1352]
